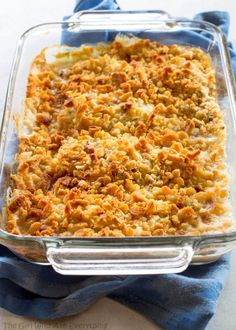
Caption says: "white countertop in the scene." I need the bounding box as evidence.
[0,1,236,329]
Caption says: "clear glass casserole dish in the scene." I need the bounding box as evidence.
[0,10,236,275]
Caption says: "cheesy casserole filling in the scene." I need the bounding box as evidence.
[6,36,232,237]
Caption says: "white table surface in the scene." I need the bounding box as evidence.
[0,1,236,329]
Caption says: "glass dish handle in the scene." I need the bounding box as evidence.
[67,10,171,23]
[46,244,194,275]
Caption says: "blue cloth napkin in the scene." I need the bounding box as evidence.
[0,2,235,330]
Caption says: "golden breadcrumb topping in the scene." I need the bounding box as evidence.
[7,36,232,237]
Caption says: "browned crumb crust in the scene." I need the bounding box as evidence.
[7,36,232,237]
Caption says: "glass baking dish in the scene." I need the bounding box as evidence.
[1,10,236,275]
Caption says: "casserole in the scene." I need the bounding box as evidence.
[0,10,236,275]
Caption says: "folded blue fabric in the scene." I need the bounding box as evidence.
[0,2,235,330]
